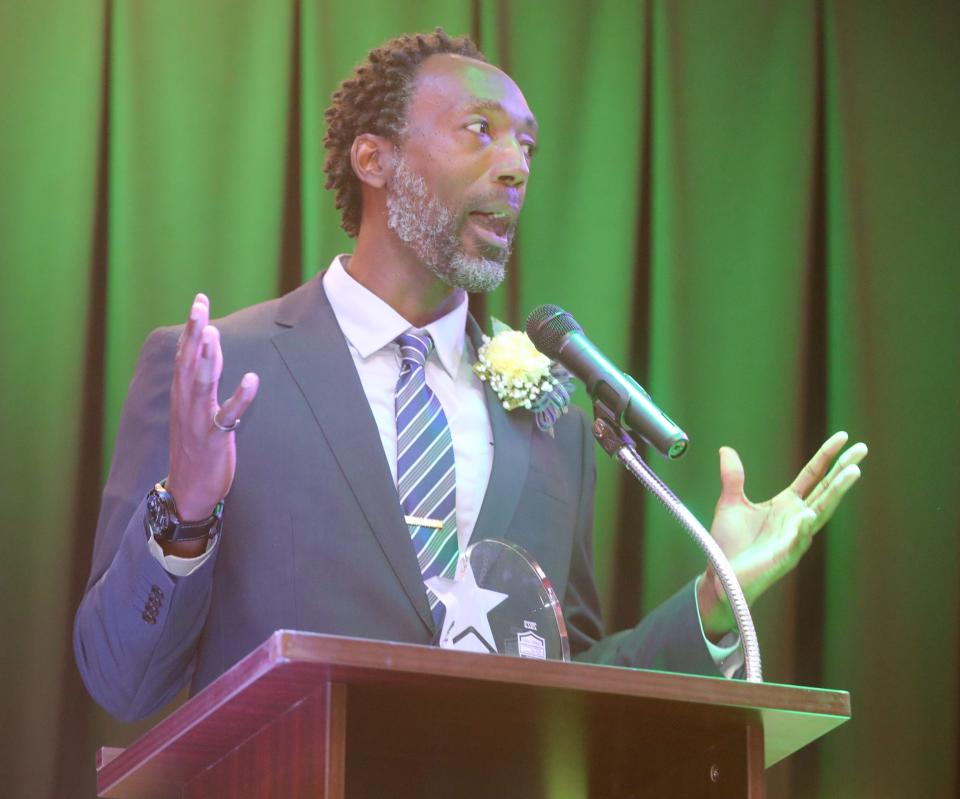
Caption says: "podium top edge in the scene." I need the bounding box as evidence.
[267,630,850,718]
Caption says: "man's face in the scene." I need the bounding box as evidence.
[385,54,537,293]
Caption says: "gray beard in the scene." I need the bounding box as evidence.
[385,156,510,293]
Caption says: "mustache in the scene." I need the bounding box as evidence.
[463,187,522,216]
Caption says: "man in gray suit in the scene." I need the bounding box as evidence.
[74,30,866,722]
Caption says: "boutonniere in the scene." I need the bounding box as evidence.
[473,318,574,435]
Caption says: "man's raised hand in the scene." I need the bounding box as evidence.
[697,431,868,640]
[164,294,259,544]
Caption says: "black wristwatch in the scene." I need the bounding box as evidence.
[144,481,224,544]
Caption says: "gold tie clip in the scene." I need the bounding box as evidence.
[404,515,444,529]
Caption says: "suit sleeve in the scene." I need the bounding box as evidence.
[73,327,219,722]
[563,410,720,677]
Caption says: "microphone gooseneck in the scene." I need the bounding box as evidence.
[525,303,763,682]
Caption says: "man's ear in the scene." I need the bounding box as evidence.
[351,134,395,189]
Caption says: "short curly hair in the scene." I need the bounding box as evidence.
[323,28,486,237]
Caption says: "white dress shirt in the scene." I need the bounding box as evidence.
[322,254,493,552]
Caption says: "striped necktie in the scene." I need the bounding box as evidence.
[394,330,459,624]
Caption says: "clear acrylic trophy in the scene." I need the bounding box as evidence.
[426,538,570,662]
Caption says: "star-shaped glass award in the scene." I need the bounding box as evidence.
[427,563,508,653]
[426,539,570,661]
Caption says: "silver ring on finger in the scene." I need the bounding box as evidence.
[212,410,240,433]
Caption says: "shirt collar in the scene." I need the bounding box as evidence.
[322,254,468,378]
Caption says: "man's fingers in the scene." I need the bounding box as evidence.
[805,441,868,506]
[216,373,260,429]
[175,293,210,380]
[807,463,861,533]
[790,431,849,498]
[718,446,746,501]
[192,325,223,398]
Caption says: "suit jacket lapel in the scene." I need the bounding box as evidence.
[270,276,435,633]
[466,315,533,546]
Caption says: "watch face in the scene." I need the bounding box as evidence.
[147,489,171,536]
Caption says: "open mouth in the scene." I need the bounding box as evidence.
[468,212,513,247]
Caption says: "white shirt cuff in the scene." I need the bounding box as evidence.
[146,530,218,576]
[694,575,745,678]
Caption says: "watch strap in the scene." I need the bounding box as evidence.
[164,507,224,542]
[145,481,224,543]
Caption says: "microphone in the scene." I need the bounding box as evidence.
[525,304,689,459]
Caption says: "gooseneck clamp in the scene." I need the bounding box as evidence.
[591,401,763,683]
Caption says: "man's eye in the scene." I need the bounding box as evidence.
[521,141,537,158]
[466,120,490,136]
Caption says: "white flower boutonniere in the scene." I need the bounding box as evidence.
[473,318,574,434]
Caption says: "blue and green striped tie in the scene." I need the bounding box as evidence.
[394,331,459,624]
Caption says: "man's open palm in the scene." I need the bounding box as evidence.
[700,432,868,637]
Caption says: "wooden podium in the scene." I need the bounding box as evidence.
[96,631,849,798]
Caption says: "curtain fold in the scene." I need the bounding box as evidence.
[0,1,107,795]
[819,1,960,794]
[0,1,956,796]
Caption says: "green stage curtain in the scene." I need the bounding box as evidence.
[1,1,956,796]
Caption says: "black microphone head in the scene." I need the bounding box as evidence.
[525,304,582,358]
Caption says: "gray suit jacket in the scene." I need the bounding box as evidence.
[74,273,717,722]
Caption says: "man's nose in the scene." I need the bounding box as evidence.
[492,138,529,187]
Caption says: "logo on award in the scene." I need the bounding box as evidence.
[517,630,547,660]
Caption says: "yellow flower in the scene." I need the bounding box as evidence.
[482,331,552,383]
